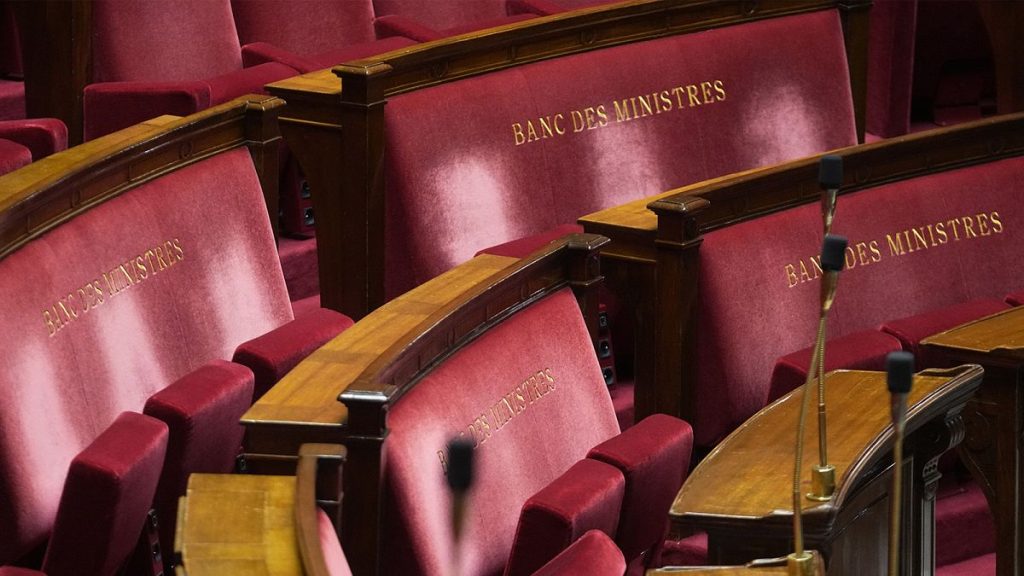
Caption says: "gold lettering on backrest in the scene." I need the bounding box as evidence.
[510,79,729,145]
[42,238,185,337]
[440,368,558,472]
[782,211,1007,288]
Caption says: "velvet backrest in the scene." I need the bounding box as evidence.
[380,9,856,297]
[372,0,511,32]
[231,0,378,55]
[382,288,620,575]
[91,0,244,82]
[690,155,1024,447]
[0,143,293,563]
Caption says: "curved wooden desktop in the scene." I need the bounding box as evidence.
[922,305,1024,576]
[670,366,983,575]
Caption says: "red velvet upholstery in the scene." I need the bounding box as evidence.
[935,480,995,567]
[232,0,377,56]
[143,360,255,557]
[372,0,528,38]
[0,119,68,160]
[233,307,354,399]
[383,288,621,574]
[381,10,856,297]
[41,412,168,576]
[1005,291,1024,306]
[865,0,917,138]
[660,532,709,567]
[0,569,44,576]
[935,553,995,576]
[318,508,354,576]
[0,148,293,563]
[242,35,417,73]
[0,78,23,121]
[83,62,297,141]
[505,458,625,576]
[880,299,1009,362]
[587,414,693,562]
[0,137,29,175]
[768,330,904,403]
[530,530,626,576]
[694,155,1024,448]
[278,236,320,301]
[477,224,584,259]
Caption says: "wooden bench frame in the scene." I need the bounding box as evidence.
[265,0,871,321]
[241,233,607,576]
[580,112,1024,427]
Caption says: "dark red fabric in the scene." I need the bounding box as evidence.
[880,298,1009,362]
[278,236,319,302]
[1006,291,1024,306]
[242,35,415,74]
[587,414,692,562]
[382,10,856,297]
[373,14,444,42]
[0,148,292,563]
[0,138,29,176]
[530,530,626,576]
[232,0,377,56]
[372,0,512,34]
[505,459,625,576]
[0,78,24,121]
[83,62,297,140]
[476,224,583,258]
[439,13,538,37]
[143,359,255,555]
[935,480,995,567]
[865,0,917,137]
[42,412,168,576]
[507,0,566,16]
[694,155,1024,448]
[936,553,995,576]
[318,508,354,576]
[767,330,903,403]
[91,0,244,83]
[290,294,323,319]
[0,569,44,576]
[0,119,68,160]
[609,379,634,431]
[383,288,620,575]
[233,307,354,399]
[660,532,708,566]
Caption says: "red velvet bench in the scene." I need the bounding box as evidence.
[583,112,1024,573]
[266,0,870,322]
[0,96,351,572]
[242,235,694,575]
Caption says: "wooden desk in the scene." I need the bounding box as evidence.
[670,367,983,576]
[922,305,1024,576]
[649,553,824,574]
[176,474,302,576]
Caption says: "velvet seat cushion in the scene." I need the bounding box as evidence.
[232,0,378,56]
[587,414,693,562]
[42,412,169,576]
[693,155,1024,448]
[0,119,68,160]
[531,530,626,576]
[0,138,30,176]
[768,330,904,403]
[383,288,620,574]
[233,307,354,399]
[318,508,354,576]
[505,458,625,576]
[242,34,417,74]
[381,9,856,297]
[375,12,537,42]
[372,0,520,37]
[0,148,292,563]
[935,552,995,576]
[476,224,584,259]
[880,298,1009,363]
[143,360,256,556]
[1005,291,1024,306]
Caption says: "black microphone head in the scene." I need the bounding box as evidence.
[446,439,475,493]
[886,351,914,394]
[819,155,843,190]
[820,234,847,272]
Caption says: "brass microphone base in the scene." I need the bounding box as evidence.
[807,464,836,501]
[787,551,815,576]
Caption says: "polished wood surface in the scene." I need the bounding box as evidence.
[243,234,608,576]
[650,553,824,574]
[0,94,285,257]
[267,0,869,319]
[580,112,1024,425]
[177,474,303,576]
[671,366,983,575]
[922,307,1024,576]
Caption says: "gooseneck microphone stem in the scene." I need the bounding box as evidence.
[885,351,914,576]
[792,351,816,559]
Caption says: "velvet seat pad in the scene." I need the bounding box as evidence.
[232,0,377,55]
[531,530,626,576]
[0,148,292,563]
[92,0,244,82]
[372,0,513,33]
[384,289,619,575]
[382,10,855,297]
[0,138,30,176]
[0,119,68,161]
[694,155,1024,448]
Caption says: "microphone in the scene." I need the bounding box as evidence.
[446,439,474,576]
[789,234,847,575]
[807,234,847,501]
[886,352,914,576]
[819,155,842,236]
